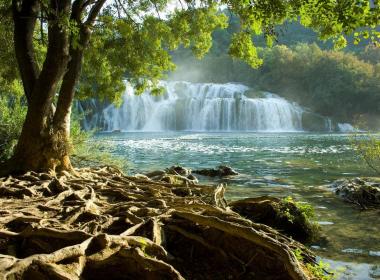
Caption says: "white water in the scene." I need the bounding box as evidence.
[337,123,357,132]
[102,81,305,132]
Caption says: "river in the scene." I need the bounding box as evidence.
[94,131,379,279]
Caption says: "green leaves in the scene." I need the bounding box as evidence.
[0,95,27,161]
[77,5,229,99]
[229,32,263,68]
[333,35,347,50]
[1,0,379,105]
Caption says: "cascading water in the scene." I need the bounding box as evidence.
[101,81,304,132]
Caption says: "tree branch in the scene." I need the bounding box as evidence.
[25,0,72,131]
[12,0,40,104]
[53,0,106,132]
[150,0,162,20]
[115,0,137,24]
[85,0,107,26]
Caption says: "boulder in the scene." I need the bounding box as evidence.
[230,196,320,244]
[332,177,380,209]
[193,165,239,177]
[160,174,197,185]
[166,165,192,177]
[144,166,198,185]
[244,89,266,99]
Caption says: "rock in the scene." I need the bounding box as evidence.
[145,166,198,185]
[160,174,195,185]
[244,88,266,99]
[332,177,380,209]
[193,165,239,177]
[145,170,166,180]
[230,196,320,244]
[187,174,197,181]
[166,165,191,177]
[301,111,334,132]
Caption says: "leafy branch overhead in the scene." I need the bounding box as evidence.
[1,0,379,102]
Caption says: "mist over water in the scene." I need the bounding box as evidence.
[101,81,304,132]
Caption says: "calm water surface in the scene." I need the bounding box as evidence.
[94,132,380,279]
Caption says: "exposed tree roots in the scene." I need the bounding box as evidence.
[0,167,317,279]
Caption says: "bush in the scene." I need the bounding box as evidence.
[0,96,26,162]
[352,133,380,175]
[69,112,129,171]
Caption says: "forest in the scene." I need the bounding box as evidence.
[171,20,380,127]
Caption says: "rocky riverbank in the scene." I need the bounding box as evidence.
[0,166,328,279]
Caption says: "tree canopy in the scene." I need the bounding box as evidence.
[1,0,379,103]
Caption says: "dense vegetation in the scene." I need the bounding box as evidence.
[171,20,380,126]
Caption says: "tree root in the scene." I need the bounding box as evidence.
[0,166,317,279]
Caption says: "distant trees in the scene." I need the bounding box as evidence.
[257,44,380,123]
[171,43,380,127]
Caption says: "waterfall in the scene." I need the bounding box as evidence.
[101,81,305,132]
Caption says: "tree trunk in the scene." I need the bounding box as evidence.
[0,0,106,176]
[8,113,72,174]
[11,0,40,103]
[2,0,72,175]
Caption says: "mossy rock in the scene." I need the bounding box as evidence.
[301,112,331,132]
[230,196,320,244]
[145,166,198,185]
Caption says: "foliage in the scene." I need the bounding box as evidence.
[306,261,335,280]
[69,112,129,171]
[1,0,379,103]
[70,112,128,171]
[171,42,380,126]
[293,248,336,280]
[282,196,315,221]
[76,4,228,100]
[279,196,320,243]
[257,44,379,123]
[352,133,380,175]
[0,96,27,162]
[70,137,129,171]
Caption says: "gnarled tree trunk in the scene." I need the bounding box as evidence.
[1,0,106,175]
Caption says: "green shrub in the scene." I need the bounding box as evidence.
[69,112,128,171]
[0,96,26,162]
[293,248,336,280]
[352,132,380,175]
